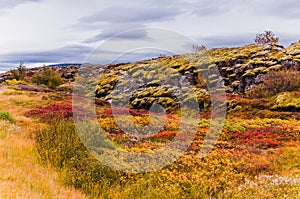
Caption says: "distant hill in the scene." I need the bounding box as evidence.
[47,63,84,67]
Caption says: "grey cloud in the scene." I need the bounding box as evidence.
[84,24,147,43]
[84,48,174,65]
[190,0,235,16]
[80,6,182,24]
[0,45,92,66]
[263,0,300,18]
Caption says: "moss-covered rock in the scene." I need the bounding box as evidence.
[253,67,267,74]
[242,70,256,77]
[272,92,300,111]
[231,81,240,87]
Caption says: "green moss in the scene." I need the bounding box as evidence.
[229,74,237,78]
[226,67,234,72]
[267,51,286,61]
[2,79,28,85]
[231,81,240,87]
[292,58,300,62]
[253,67,267,74]
[286,41,300,55]
[266,64,282,72]
[272,92,300,110]
[209,44,265,63]
[209,74,218,80]
[279,56,292,62]
[265,61,277,66]
[157,97,177,107]
[0,111,14,122]
[224,121,246,133]
[247,58,266,66]
[131,71,142,78]
[239,64,248,70]
[146,80,161,86]
[233,105,242,112]
[209,79,219,85]
[242,70,255,77]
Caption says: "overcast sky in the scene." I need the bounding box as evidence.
[1,0,300,72]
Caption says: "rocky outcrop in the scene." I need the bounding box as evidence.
[211,43,300,94]
[0,73,12,83]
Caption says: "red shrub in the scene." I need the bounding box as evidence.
[233,126,286,149]
[25,103,93,122]
[102,107,146,117]
[152,131,177,139]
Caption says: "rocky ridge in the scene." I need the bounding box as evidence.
[1,42,300,103]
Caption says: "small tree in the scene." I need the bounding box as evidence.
[254,31,279,45]
[192,44,206,53]
[10,61,26,80]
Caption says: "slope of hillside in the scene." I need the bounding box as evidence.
[72,42,299,112]
[0,86,86,199]
[0,42,299,198]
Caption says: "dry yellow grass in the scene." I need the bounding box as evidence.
[0,86,86,199]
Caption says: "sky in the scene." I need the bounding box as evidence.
[1,0,300,72]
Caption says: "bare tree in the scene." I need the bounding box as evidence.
[10,61,26,80]
[192,44,206,53]
[254,31,279,45]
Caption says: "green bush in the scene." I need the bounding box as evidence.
[247,70,300,98]
[0,111,14,122]
[32,67,63,89]
[271,92,300,111]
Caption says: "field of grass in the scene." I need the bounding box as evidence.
[0,87,86,199]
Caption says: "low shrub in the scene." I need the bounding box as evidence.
[232,125,299,149]
[25,103,92,122]
[10,62,26,81]
[151,131,177,140]
[271,92,300,111]
[2,79,28,85]
[0,111,14,122]
[31,67,63,89]
[35,119,125,196]
[247,70,300,98]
